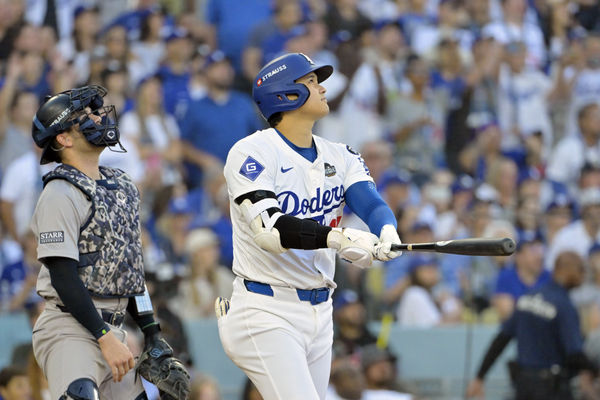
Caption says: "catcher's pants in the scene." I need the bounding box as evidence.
[218,277,333,400]
[32,299,145,399]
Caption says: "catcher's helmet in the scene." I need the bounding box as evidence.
[252,52,333,120]
[32,85,122,164]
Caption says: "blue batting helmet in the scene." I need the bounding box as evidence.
[252,52,333,120]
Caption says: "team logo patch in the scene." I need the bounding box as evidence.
[39,231,64,244]
[239,156,265,181]
[346,145,359,155]
[324,163,336,177]
[256,78,262,87]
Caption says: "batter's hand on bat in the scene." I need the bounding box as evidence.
[98,330,135,382]
[327,227,379,269]
[374,224,402,261]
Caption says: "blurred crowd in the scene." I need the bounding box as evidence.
[2,0,600,398]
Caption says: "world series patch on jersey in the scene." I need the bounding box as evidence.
[224,128,373,289]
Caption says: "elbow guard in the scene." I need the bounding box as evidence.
[240,199,287,254]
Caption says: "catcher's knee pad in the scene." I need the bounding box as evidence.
[58,378,99,400]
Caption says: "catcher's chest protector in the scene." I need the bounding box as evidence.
[43,164,145,297]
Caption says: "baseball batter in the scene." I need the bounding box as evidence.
[216,53,403,399]
[29,85,189,400]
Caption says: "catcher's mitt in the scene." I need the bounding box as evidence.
[136,334,190,400]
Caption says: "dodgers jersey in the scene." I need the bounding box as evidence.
[224,128,373,289]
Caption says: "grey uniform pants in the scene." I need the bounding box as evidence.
[32,301,145,399]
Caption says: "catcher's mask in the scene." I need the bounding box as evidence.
[32,85,125,164]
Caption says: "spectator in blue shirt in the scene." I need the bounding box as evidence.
[156,29,193,120]
[181,50,264,188]
[468,251,598,400]
[205,0,272,75]
[493,231,551,320]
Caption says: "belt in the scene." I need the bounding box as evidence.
[243,279,330,305]
[57,304,126,327]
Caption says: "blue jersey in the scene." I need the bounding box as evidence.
[501,279,583,369]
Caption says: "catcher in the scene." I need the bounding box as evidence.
[29,85,190,399]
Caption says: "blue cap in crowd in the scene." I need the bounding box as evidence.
[168,196,194,215]
[517,167,542,186]
[333,289,359,312]
[74,4,98,19]
[203,50,228,69]
[545,193,574,213]
[451,174,475,195]
[590,242,600,256]
[516,230,543,252]
[165,27,189,42]
[407,255,437,274]
[378,169,411,191]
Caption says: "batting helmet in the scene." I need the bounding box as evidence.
[252,53,333,120]
[32,85,121,164]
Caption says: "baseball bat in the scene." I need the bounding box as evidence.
[390,237,515,256]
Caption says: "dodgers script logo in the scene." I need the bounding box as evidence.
[277,186,344,225]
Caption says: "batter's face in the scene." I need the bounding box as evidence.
[295,72,329,119]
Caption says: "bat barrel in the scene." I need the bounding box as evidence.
[390,237,516,256]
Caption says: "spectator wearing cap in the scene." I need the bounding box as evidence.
[180,50,263,189]
[332,289,377,360]
[378,168,418,219]
[547,102,600,194]
[385,221,435,307]
[169,228,234,319]
[156,28,193,119]
[547,187,600,270]
[144,190,196,279]
[396,255,462,327]
[542,193,574,245]
[493,231,550,321]
[360,344,414,399]
[242,0,305,84]
[118,74,183,190]
[436,174,475,240]
[428,33,469,123]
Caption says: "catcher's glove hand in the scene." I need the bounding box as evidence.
[136,334,190,400]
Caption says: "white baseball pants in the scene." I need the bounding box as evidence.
[218,277,333,400]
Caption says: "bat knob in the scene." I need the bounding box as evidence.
[501,237,516,255]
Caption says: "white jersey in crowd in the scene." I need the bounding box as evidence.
[224,128,373,290]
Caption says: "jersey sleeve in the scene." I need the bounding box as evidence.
[342,144,373,189]
[30,180,90,261]
[224,139,277,201]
